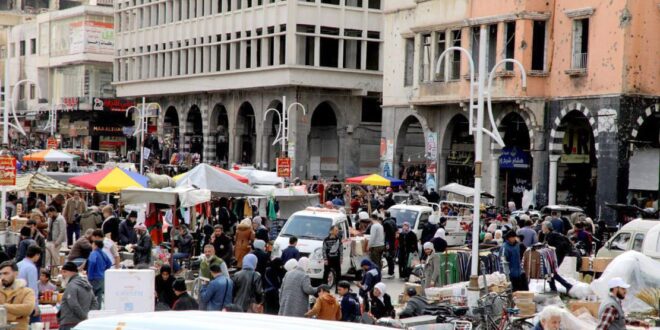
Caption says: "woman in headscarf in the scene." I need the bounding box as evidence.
[397,222,418,281]
[252,239,270,277]
[231,254,263,313]
[252,216,269,242]
[263,257,285,315]
[369,282,394,319]
[279,257,317,317]
[431,227,447,253]
[283,258,298,272]
[494,229,504,245]
[422,242,440,288]
[234,218,255,268]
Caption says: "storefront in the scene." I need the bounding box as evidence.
[557,116,597,215]
[446,115,474,187]
[499,146,532,209]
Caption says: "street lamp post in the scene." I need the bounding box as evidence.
[435,25,527,298]
[263,96,306,175]
[126,98,161,174]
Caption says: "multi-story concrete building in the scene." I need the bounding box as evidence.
[113,0,384,177]
[382,0,659,221]
[1,1,123,152]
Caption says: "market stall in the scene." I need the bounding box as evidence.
[175,164,261,197]
[68,167,149,193]
[23,149,80,163]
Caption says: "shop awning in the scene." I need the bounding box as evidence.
[24,149,80,162]
[628,148,659,191]
[346,174,404,187]
[231,167,283,185]
[176,164,263,197]
[121,186,211,207]
[5,173,84,194]
[69,167,149,193]
[439,182,495,199]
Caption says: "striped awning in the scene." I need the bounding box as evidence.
[6,173,83,194]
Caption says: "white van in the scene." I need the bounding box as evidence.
[596,219,660,260]
[387,204,466,246]
[271,208,356,285]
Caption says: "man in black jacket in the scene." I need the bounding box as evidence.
[130,223,152,267]
[398,222,418,280]
[541,221,574,293]
[118,211,138,246]
[210,225,233,265]
[382,212,397,279]
[172,278,198,310]
[400,287,434,318]
[322,225,342,289]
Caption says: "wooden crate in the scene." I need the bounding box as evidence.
[580,257,613,272]
[568,300,601,318]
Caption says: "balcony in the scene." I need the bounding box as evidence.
[566,52,588,76]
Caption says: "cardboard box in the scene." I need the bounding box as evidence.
[513,291,535,300]
[580,257,613,272]
[568,300,601,318]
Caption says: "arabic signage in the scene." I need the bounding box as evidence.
[60,97,79,110]
[276,157,291,178]
[380,138,394,177]
[93,98,136,112]
[499,146,530,169]
[70,20,114,55]
[561,125,592,164]
[0,156,17,186]
[47,137,58,149]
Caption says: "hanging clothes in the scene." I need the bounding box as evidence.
[243,199,253,218]
[522,247,558,280]
[267,199,277,221]
[145,204,164,245]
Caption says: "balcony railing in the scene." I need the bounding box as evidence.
[572,52,588,69]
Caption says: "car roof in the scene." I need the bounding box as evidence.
[75,311,384,330]
[389,204,433,212]
[292,209,346,221]
[620,219,660,232]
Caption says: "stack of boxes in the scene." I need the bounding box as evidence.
[512,291,536,316]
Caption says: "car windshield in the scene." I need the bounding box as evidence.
[280,215,333,240]
[389,209,419,228]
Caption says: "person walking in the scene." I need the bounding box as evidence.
[231,254,263,313]
[234,219,255,269]
[17,246,41,324]
[263,258,284,315]
[382,211,397,279]
[26,219,46,269]
[252,240,270,278]
[305,284,341,321]
[45,206,67,268]
[63,192,86,246]
[279,257,317,318]
[397,222,418,280]
[517,219,538,247]
[422,242,440,288]
[252,217,269,243]
[87,240,112,306]
[367,214,385,271]
[500,231,528,292]
[322,225,342,289]
[58,262,98,330]
[0,261,36,330]
[171,278,198,311]
[200,264,233,311]
[16,227,36,263]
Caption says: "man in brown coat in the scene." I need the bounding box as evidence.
[305,285,341,321]
[63,192,86,246]
[0,261,35,330]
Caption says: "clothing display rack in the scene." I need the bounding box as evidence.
[522,243,559,293]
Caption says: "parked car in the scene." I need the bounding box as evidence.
[596,219,660,260]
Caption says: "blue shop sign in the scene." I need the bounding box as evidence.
[499,146,530,169]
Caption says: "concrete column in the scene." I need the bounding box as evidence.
[338,39,344,68]
[548,154,560,205]
[491,149,501,206]
[360,40,367,70]
[210,45,218,72]
[273,36,280,66]
[313,36,320,67]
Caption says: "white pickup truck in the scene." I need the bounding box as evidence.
[271,207,360,286]
[388,203,467,246]
[596,219,660,260]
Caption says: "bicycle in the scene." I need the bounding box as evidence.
[472,292,535,330]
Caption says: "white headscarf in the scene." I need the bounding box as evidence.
[434,228,446,239]
[374,282,387,302]
[284,259,298,272]
[240,218,252,226]
[423,242,434,251]
[297,257,310,272]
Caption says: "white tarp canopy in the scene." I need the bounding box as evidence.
[232,167,283,185]
[628,148,659,191]
[121,186,211,207]
[439,183,494,198]
[176,164,263,197]
[253,185,320,220]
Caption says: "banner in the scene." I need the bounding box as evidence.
[380,138,394,177]
[0,156,17,186]
[425,132,438,191]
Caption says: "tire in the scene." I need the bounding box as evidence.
[507,320,534,330]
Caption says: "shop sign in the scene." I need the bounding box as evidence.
[425,132,438,160]
[447,150,473,166]
[60,97,79,110]
[93,126,123,134]
[0,156,17,186]
[276,157,291,178]
[93,98,136,112]
[512,177,530,194]
[380,138,394,177]
[47,137,58,149]
[499,146,530,169]
[561,126,591,164]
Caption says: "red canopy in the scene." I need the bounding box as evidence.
[215,167,249,184]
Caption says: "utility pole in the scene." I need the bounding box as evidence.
[264,95,306,177]
[435,25,527,305]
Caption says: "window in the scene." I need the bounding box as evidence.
[531,21,546,71]
[343,29,361,70]
[450,29,462,79]
[366,31,379,71]
[610,232,631,251]
[632,233,644,252]
[19,40,25,56]
[361,97,381,122]
[30,38,36,55]
[434,31,446,81]
[420,34,431,82]
[486,24,497,72]
[571,18,589,69]
[18,84,25,100]
[279,215,333,240]
[368,0,380,9]
[0,46,6,59]
[29,85,35,100]
[403,38,414,86]
[504,21,516,71]
[471,27,480,74]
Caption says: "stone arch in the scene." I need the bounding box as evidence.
[442,113,474,187]
[394,114,431,179]
[210,103,230,166]
[161,106,180,151]
[495,108,538,149]
[549,102,599,156]
[236,101,257,165]
[185,105,204,158]
[631,103,659,139]
[309,99,344,128]
[308,101,340,178]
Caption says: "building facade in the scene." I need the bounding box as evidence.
[113,0,384,178]
[382,0,659,222]
[1,1,126,153]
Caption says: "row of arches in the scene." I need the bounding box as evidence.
[160,99,344,175]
